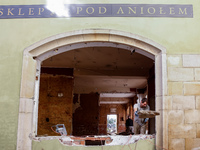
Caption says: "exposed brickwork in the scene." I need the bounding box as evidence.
[70,136,112,145]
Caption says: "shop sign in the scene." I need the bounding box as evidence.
[0,4,193,19]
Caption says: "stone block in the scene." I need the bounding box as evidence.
[20,55,36,99]
[155,53,168,96]
[183,55,200,67]
[168,67,194,81]
[169,124,196,138]
[167,55,182,67]
[155,97,163,147]
[186,138,200,150]
[19,98,33,113]
[197,124,200,138]
[163,96,172,110]
[17,113,33,150]
[195,69,200,81]
[57,35,84,47]
[156,96,162,112]
[185,110,200,123]
[169,138,185,150]
[172,96,195,110]
[184,82,200,95]
[30,40,59,57]
[83,34,109,42]
[168,110,184,125]
[168,82,183,95]
[109,35,135,47]
[197,96,200,110]
[163,109,169,149]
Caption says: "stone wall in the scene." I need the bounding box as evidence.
[167,55,200,150]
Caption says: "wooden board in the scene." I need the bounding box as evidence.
[138,110,160,118]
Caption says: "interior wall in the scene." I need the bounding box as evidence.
[38,74,74,136]
[73,93,99,136]
[98,98,132,135]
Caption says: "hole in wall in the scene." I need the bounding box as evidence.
[18,30,166,149]
[37,46,155,138]
[46,118,49,122]
[85,140,105,146]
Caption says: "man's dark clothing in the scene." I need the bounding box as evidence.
[126,118,134,134]
[126,118,133,127]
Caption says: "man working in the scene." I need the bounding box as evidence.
[134,98,150,134]
[125,115,134,134]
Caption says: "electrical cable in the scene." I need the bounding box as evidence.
[51,125,61,135]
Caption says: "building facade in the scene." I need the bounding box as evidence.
[0,0,200,150]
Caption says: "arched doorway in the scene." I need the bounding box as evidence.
[17,29,167,150]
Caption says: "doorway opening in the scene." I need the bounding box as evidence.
[107,114,117,134]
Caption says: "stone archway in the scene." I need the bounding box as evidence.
[17,29,167,150]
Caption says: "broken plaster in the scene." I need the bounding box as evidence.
[32,134,155,146]
[72,94,81,114]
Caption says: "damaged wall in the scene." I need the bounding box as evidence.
[73,93,99,136]
[32,137,155,150]
[2,1,200,149]
[38,74,74,136]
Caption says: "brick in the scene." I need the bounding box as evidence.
[169,138,185,150]
[172,96,195,110]
[183,55,200,67]
[80,140,85,145]
[186,138,200,150]
[168,110,184,125]
[184,82,200,95]
[185,110,200,123]
[169,124,196,138]
[168,82,183,95]
[168,67,194,81]
[167,55,182,67]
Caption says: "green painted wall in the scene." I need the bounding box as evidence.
[0,0,199,149]
[32,138,155,150]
